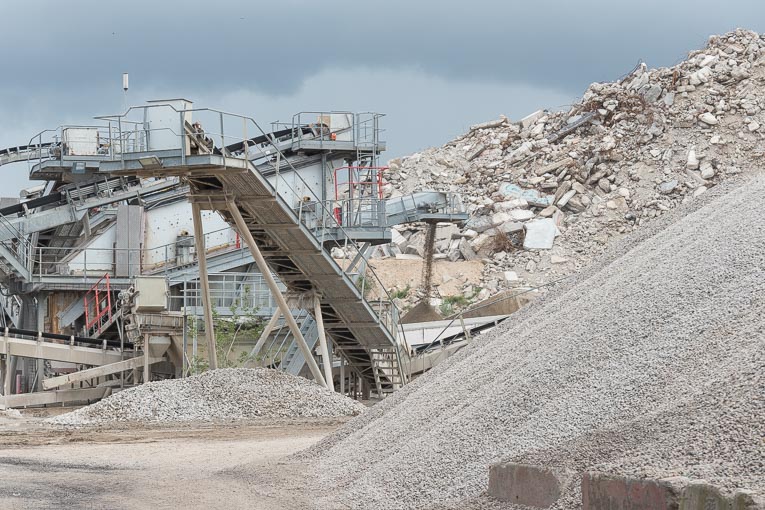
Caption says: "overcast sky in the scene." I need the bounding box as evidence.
[1,0,763,193]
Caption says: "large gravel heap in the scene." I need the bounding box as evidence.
[50,368,364,426]
[376,29,765,310]
[307,174,765,509]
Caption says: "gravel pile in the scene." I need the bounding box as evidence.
[306,174,765,509]
[50,368,365,426]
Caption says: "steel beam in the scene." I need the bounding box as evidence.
[0,335,124,366]
[227,199,327,388]
[3,387,110,408]
[42,355,158,390]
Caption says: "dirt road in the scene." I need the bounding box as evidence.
[0,412,342,509]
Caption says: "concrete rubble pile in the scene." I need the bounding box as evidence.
[379,29,765,306]
[304,174,765,509]
[49,368,365,426]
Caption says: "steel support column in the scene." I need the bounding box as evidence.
[226,200,327,388]
[191,202,218,370]
[313,297,334,391]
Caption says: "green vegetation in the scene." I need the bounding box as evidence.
[438,294,471,317]
[186,286,265,374]
[391,285,411,300]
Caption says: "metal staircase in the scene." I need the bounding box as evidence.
[201,167,406,393]
[278,316,319,376]
[371,348,403,396]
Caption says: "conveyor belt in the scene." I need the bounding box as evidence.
[4,326,132,349]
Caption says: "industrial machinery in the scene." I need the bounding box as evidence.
[0,99,467,406]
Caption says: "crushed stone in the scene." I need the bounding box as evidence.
[49,368,365,426]
[302,173,765,509]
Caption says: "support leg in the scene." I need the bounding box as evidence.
[249,309,281,359]
[313,297,334,391]
[191,203,218,370]
[0,357,5,396]
[340,356,345,395]
[227,200,327,388]
[143,334,150,384]
[5,356,17,395]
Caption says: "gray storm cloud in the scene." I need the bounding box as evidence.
[0,0,763,192]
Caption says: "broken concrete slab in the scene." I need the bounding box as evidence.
[509,209,535,221]
[523,218,559,250]
[498,182,554,207]
[470,117,507,132]
[535,157,575,177]
[519,110,545,129]
[557,189,577,208]
[394,253,423,261]
[499,222,525,234]
[458,238,478,261]
[465,143,486,162]
[435,223,460,241]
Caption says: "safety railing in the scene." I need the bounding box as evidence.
[84,273,113,335]
[334,165,386,200]
[328,198,387,230]
[27,227,242,279]
[167,272,282,314]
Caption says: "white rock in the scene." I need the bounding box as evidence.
[687,149,700,170]
[700,161,716,180]
[503,271,519,282]
[509,209,535,221]
[699,112,718,125]
[492,212,512,225]
[748,121,760,132]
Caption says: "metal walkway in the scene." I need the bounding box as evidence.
[188,158,404,390]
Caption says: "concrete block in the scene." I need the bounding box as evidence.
[681,482,765,510]
[488,463,568,508]
[582,473,688,510]
[520,110,545,129]
[733,490,765,510]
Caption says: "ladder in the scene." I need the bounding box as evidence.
[371,348,404,397]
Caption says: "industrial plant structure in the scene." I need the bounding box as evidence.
[0,99,471,406]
